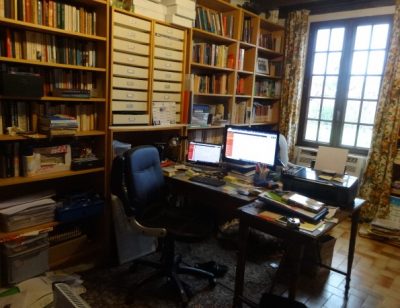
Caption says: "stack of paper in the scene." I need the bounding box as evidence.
[0,191,57,232]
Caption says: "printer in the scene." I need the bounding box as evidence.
[281,167,359,208]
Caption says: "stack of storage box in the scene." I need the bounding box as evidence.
[132,0,166,22]
[162,0,196,28]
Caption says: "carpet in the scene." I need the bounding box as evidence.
[80,231,285,308]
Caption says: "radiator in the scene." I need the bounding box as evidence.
[294,146,367,178]
[53,283,91,308]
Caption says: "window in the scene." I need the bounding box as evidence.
[298,16,392,154]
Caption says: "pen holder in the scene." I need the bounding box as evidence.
[253,172,269,187]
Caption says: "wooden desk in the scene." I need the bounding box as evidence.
[233,198,365,307]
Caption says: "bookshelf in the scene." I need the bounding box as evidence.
[0,0,109,268]
[188,0,285,143]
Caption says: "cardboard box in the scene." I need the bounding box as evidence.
[165,14,193,28]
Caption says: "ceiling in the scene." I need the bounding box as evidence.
[249,0,395,17]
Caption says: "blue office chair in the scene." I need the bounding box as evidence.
[111,145,216,305]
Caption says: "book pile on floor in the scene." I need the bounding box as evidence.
[359,196,400,246]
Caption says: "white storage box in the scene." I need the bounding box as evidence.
[133,0,167,14]
[165,14,193,28]
[2,234,49,284]
[166,5,196,20]
[162,0,195,11]
[133,6,165,22]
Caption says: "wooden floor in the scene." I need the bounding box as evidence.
[276,219,400,308]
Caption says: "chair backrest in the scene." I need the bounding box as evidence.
[111,145,165,218]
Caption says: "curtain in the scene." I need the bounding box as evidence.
[279,10,310,161]
[359,0,400,221]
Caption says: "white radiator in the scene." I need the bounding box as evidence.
[53,283,91,308]
[294,146,367,178]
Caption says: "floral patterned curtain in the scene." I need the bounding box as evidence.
[279,10,310,161]
[359,0,400,221]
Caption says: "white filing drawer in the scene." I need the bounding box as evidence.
[112,89,148,101]
[153,81,182,92]
[155,24,184,40]
[153,92,181,102]
[175,102,181,112]
[114,12,151,32]
[154,35,184,51]
[113,38,149,55]
[113,113,150,125]
[113,25,150,44]
[154,47,183,61]
[153,69,182,81]
[113,64,148,79]
[113,52,149,67]
[113,77,148,90]
[112,101,147,111]
[153,59,182,72]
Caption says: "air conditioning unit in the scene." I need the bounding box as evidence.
[294,146,367,178]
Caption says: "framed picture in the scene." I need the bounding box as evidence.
[256,57,269,74]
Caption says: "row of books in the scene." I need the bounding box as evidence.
[241,17,253,43]
[0,0,97,36]
[192,43,230,68]
[252,102,275,123]
[258,32,282,53]
[254,80,281,97]
[195,6,234,38]
[0,101,98,134]
[0,28,97,67]
[233,100,250,124]
[193,73,228,95]
[189,127,224,145]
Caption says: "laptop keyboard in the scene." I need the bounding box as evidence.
[189,175,226,187]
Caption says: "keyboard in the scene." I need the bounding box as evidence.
[189,175,226,187]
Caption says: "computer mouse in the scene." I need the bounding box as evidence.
[237,188,250,196]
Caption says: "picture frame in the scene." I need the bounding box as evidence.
[256,57,269,74]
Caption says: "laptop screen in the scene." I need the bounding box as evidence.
[187,142,222,166]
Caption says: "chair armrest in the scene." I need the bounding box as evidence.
[111,194,167,238]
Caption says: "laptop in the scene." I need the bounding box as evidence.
[186,141,222,169]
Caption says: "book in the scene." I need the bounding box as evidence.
[282,192,325,213]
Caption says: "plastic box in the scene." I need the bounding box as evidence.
[2,234,49,284]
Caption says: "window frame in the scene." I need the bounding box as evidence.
[297,15,393,155]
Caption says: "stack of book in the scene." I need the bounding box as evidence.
[258,191,328,223]
[228,166,256,184]
[39,114,78,136]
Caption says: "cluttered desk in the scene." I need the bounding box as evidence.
[162,126,365,305]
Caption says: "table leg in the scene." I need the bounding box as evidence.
[286,243,304,300]
[233,220,250,308]
[345,208,360,297]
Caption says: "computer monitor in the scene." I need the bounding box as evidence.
[187,141,222,166]
[222,126,279,168]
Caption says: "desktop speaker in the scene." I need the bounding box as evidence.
[0,72,44,97]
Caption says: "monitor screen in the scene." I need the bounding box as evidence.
[222,126,279,167]
[187,141,222,165]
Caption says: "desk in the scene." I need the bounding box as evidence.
[233,198,365,307]
[164,169,365,305]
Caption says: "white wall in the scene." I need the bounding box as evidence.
[309,5,395,22]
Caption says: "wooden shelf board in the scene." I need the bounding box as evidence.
[0,131,105,141]
[252,121,279,126]
[237,70,253,75]
[0,168,104,187]
[253,96,281,100]
[0,222,58,243]
[235,94,252,99]
[0,18,107,41]
[257,47,283,57]
[0,96,106,102]
[76,130,106,137]
[194,93,233,97]
[187,125,225,130]
[239,41,256,48]
[0,57,106,72]
[192,28,236,44]
[255,73,281,79]
[196,0,237,12]
[191,62,235,72]
[110,124,185,132]
[259,18,285,31]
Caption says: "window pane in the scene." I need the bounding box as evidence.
[367,50,386,74]
[364,76,381,99]
[354,25,372,50]
[360,100,377,124]
[345,100,361,122]
[318,121,332,143]
[308,98,321,118]
[323,76,338,98]
[351,51,368,74]
[341,124,357,146]
[316,29,330,51]
[326,52,342,74]
[371,24,389,49]
[321,99,334,120]
[313,53,327,74]
[329,28,345,51]
[357,125,373,148]
[310,76,324,97]
[305,120,318,141]
[348,76,364,99]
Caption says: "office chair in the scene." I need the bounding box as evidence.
[111,145,216,305]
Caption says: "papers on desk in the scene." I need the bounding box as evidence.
[0,192,57,232]
[258,210,325,232]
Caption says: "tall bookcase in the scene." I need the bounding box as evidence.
[0,0,109,268]
[188,0,285,143]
